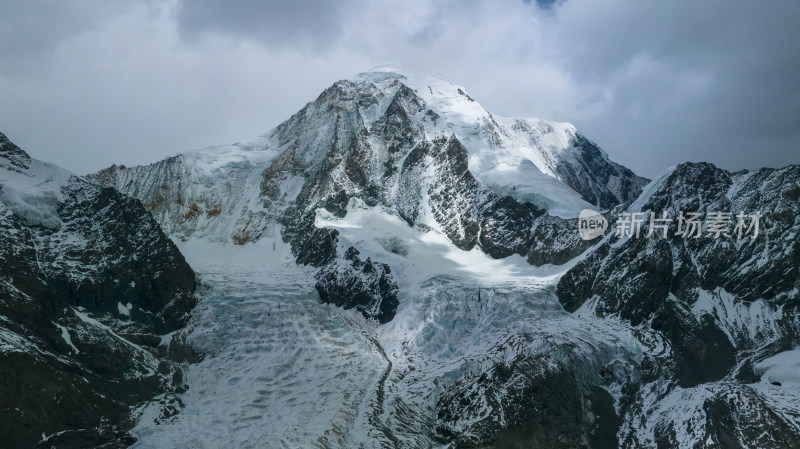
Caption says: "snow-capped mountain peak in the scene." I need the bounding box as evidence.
[79,71,800,448]
[89,68,647,328]
[347,67,647,215]
[89,69,646,253]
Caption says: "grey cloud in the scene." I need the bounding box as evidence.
[541,2,800,175]
[176,0,353,50]
[0,0,797,178]
[0,1,128,74]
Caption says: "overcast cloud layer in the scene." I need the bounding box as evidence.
[1,0,798,177]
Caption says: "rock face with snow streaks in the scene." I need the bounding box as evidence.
[557,162,800,447]
[0,132,196,448]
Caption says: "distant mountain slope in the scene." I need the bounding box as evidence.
[394,67,649,212]
[0,132,196,448]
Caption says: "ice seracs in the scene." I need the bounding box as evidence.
[0,147,71,229]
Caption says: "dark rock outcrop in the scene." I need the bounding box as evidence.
[557,162,800,445]
[0,132,196,448]
[315,247,399,324]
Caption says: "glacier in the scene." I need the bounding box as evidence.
[128,234,645,448]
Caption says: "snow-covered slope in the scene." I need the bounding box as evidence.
[0,132,197,448]
[126,236,647,448]
[88,138,280,244]
[389,67,648,214]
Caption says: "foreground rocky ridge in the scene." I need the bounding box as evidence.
[0,132,196,448]
[558,162,800,447]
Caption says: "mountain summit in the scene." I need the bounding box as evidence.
[89,68,646,323]
[352,66,648,212]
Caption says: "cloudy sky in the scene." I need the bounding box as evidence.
[1,0,798,178]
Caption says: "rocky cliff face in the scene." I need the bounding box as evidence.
[557,162,800,447]
[0,132,196,448]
